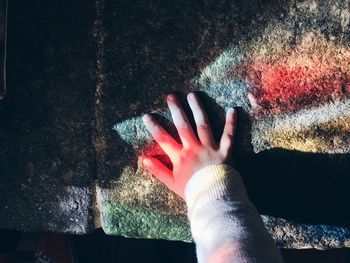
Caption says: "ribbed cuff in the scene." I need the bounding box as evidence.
[184,164,249,215]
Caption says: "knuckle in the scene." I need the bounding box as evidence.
[227,133,233,139]
[226,129,234,138]
[155,133,167,143]
[148,119,159,130]
[181,148,197,160]
[218,150,228,161]
[177,121,189,129]
[198,122,209,130]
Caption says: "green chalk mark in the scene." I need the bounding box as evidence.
[101,202,193,242]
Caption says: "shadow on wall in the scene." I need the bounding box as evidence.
[170,94,350,228]
[0,0,97,233]
[103,0,293,123]
[235,148,350,228]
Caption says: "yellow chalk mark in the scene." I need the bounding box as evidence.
[265,116,350,153]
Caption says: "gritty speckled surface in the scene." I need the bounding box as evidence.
[0,0,96,233]
[100,202,191,242]
[103,0,350,248]
[1,0,350,249]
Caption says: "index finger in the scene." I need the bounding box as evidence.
[143,114,181,160]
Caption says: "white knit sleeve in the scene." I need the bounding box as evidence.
[184,164,284,263]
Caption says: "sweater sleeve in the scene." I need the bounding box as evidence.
[184,164,284,263]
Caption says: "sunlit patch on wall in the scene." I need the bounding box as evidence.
[193,31,350,153]
[251,98,350,153]
[244,33,350,115]
[265,115,350,153]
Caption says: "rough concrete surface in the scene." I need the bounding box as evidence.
[104,0,350,249]
[0,0,350,249]
[0,0,96,233]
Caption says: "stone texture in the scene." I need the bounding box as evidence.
[0,0,96,233]
[1,0,350,249]
[0,0,6,99]
[101,0,350,249]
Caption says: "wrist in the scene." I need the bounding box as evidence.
[184,164,250,214]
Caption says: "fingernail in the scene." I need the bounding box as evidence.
[228,108,235,115]
[167,93,176,101]
[188,92,195,101]
[142,114,152,122]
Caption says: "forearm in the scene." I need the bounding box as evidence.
[185,164,283,263]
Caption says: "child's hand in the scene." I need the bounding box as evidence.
[142,93,237,199]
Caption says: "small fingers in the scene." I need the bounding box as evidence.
[143,157,175,192]
[219,108,237,157]
[187,92,215,147]
[143,114,181,160]
[166,94,198,149]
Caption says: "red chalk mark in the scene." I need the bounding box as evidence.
[346,83,350,93]
[245,59,350,115]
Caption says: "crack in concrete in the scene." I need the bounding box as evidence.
[91,0,107,229]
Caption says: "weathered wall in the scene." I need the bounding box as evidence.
[0,0,350,249]
[0,0,97,233]
[104,0,350,248]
